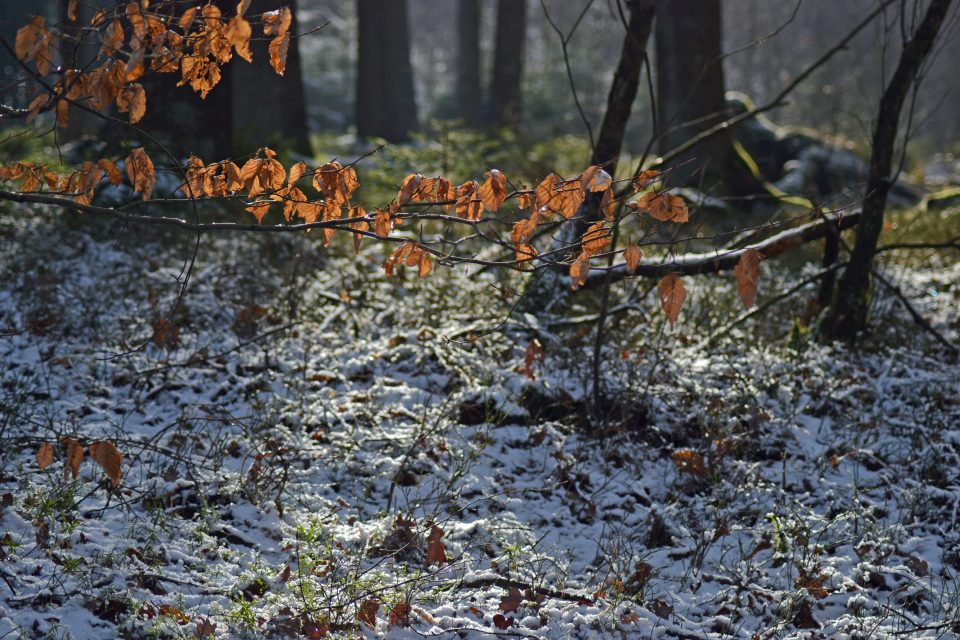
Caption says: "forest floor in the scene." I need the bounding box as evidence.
[0,202,958,640]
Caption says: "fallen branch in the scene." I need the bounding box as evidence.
[583,210,861,287]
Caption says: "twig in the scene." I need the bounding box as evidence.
[872,269,959,356]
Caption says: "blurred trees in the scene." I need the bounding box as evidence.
[231,0,311,156]
[488,0,528,127]
[456,0,483,127]
[355,0,419,141]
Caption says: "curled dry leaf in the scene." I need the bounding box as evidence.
[657,273,686,327]
[97,159,123,186]
[478,169,508,212]
[125,147,156,200]
[268,32,289,75]
[535,173,560,212]
[581,221,611,256]
[581,165,612,192]
[623,245,643,275]
[569,252,590,290]
[672,449,708,478]
[373,209,392,238]
[62,437,84,480]
[634,191,688,223]
[426,525,446,565]
[89,440,122,487]
[499,587,523,613]
[357,600,380,627]
[116,83,146,123]
[734,248,763,309]
[37,442,54,470]
[397,173,423,205]
[388,603,411,628]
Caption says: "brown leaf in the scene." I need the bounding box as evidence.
[287,161,309,186]
[397,173,424,205]
[116,83,146,123]
[569,252,590,290]
[418,252,433,278]
[535,173,560,212]
[100,19,125,58]
[262,7,292,37]
[672,449,708,477]
[623,245,643,275]
[426,525,446,565]
[67,0,78,21]
[733,248,763,309]
[125,147,155,200]
[62,437,84,480]
[478,169,508,212]
[268,32,289,75]
[89,441,122,488]
[600,187,616,219]
[97,159,123,186]
[246,200,271,223]
[499,587,523,613]
[357,600,379,627]
[581,221,611,256]
[581,165,612,192]
[388,603,411,628]
[373,209,392,238]
[492,614,514,629]
[657,273,686,327]
[634,192,688,223]
[227,15,253,63]
[36,443,54,470]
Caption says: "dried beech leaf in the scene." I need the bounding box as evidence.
[125,147,155,200]
[37,442,54,470]
[569,253,590,290]
[62,437,84,480]
[673,449,708,477]
[426,525,446,565]
[357,600,379,627]
[734,248,763,309]
[623,245,643,275]
[89,440,122,487]
[657,273,686,327]
[478,169,507,212]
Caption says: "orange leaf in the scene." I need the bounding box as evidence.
[632,169,660,191]
[478,169,507,212]
[100,19,125,58]
[623,245,643,274]
[634,192,688,223]
[268,32,289,75]
[227,15,253,63]
[287,161,309,186]
[418,252,433,278]
[373,209,392,238]
[657,273,686,327]
[426,525,446,565]
[388,603,411,628]
[600,188,616,219]
[37,442,54,470]
[263,7,292,37]
[97,159,123,186]
[535,173,560,212]
[67,0,78,21]
[581,165,612,192]
[62,437,84,480]
[734,249,763,309]
[125,148,155,200]
[357,600,379,628]
[569,252,590,290]
[246,200,271,223]
[673,449,708,477]
[397,173,424,205]
[116,83,146,123]
[89,441,122,487]
[581,221,610,256]
[499,588,523,613]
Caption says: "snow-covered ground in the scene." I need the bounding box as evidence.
[0,208,957,639]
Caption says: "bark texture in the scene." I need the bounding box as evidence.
[231,0,310,156]
[488,0,527,127]
[355,0,418,142]
[456,0,483,127]
[821,0,954,342]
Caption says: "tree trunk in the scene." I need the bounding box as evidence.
[592,0,656,173]
[488,0,527,127]
[820,0,954,343]
[231,0,310,156]
[355,0,418,142]
[136,1,234,160]
[654,0,757,195]
[57,0,101,142]
[456,0,483,127]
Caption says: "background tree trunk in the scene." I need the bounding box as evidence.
[231,0,311,156]
[456,0,483,127]
[488,0,527,127]
[57,0,101,143]
[355,0,418,142]
[821,0,954,343]
[654,0,757,195]
[591,0,656,173]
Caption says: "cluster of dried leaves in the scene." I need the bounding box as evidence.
[14,1,291,126]
[36,439,123,488]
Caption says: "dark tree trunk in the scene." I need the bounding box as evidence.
[231,0,310,156]
[654,0,756,195]
[488,0,527,127]
[57,0,101,142]
[821,0,954,343]
[355,0,418,142]
[456,0,483,127]
[591,0,656,173]
[136,1,233,160]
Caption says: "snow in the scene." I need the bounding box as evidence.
[0,208,958,638]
